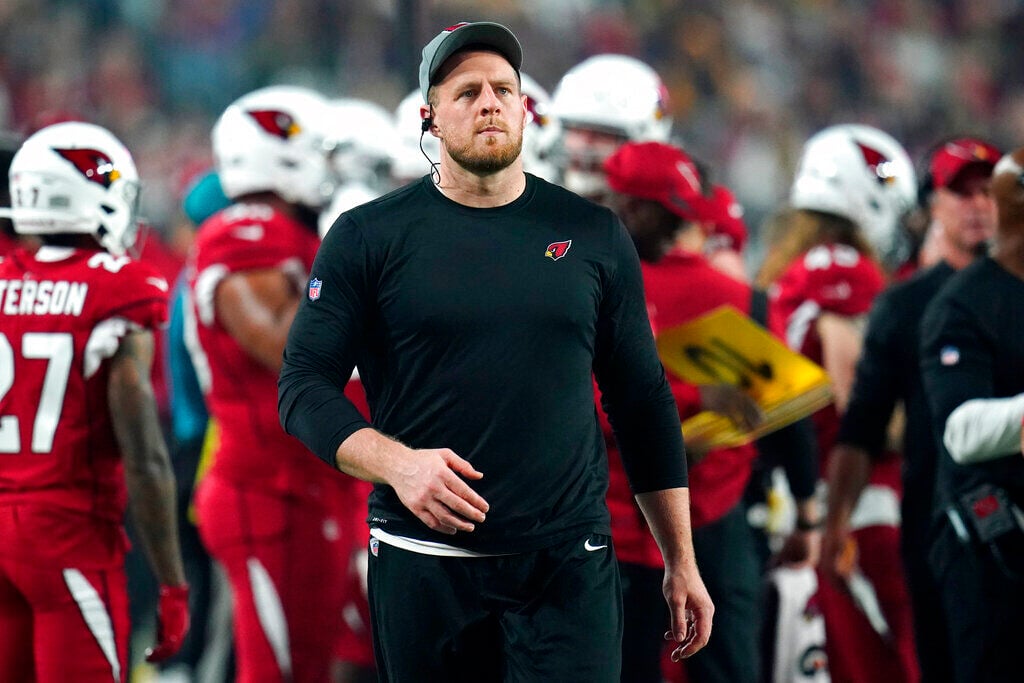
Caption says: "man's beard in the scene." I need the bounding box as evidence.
[447,128,523,175]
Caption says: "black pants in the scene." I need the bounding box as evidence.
[688,505,761,683]
[930,522,1024,682]
[619,506,761,683]
[368,532,622,682]
[619,561,668,683]
[900,498,952,683]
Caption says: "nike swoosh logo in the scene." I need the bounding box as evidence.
[584,539,607,552]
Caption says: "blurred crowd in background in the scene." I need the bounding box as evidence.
[2,0,1023,268]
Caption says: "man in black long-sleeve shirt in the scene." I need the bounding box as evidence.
[821,137,1000,682]
[277,22,712,681]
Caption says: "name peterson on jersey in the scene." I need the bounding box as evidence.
[0,279,88,316]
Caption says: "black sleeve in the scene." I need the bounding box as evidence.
[278,215,374,466]
[920,292,993,446]
[593,218,687,493]
[756,417,818,500]
[835,290,902,458]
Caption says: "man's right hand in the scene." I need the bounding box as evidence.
[391,448,489,535]
[819,523,856,586]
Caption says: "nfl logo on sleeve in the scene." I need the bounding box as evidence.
[940,345,960,366]
[308,277,322,301]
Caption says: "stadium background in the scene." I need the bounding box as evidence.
[1,0,1022,265]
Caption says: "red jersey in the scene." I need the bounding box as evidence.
[0,231,20,256]
[188,202,328,496]
[770,244,885,456]
[136,228,185,420]
[0,246,169,522]
[601,250,783,566]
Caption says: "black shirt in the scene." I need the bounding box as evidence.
[838,262,955,523]
[921,257,1024,510]
[278,174,687,553]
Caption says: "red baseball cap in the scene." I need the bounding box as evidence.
[704,184,747,251]
[929,138,1002,192]
[603,141,709,222]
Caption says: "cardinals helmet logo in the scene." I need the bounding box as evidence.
[247,109,301,140]
[545,240,572,261]
[53,148,122,188]
[525,93,550,128]
[855,142,896,186]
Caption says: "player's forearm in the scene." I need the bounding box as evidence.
[108,333,186,586]
[635,487,698,570]
[334,427,415,485]
[124,459,187,587]
[825,443,871,531]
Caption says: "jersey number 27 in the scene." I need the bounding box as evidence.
[0,332,73,453]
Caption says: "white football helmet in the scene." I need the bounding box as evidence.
[790,124,916,258]
[550,54,672,142]
[318,180,380,239]
[519,73,561,182]
[328,98,398,192]
[0,121,140,256]
[390,89,440,185]
[213,85,337,209]
[550,55,671,198]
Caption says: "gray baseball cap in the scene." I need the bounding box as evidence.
[418,22,523,103]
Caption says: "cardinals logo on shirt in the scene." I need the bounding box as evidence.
[856,142,897,186]
[53,148,121,188]
[545,240,572,261]
[247,109,301,140]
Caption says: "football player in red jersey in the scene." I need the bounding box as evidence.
[187,85,354,682]
[756,124,920,682]
[0,122,188,682]
[602,141,822,683]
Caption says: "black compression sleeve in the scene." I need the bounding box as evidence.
[595,220,687,492]
[278,216,373,465]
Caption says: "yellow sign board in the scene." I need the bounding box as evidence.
[655,305,833,449]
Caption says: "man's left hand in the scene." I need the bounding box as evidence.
[662,562,714,661]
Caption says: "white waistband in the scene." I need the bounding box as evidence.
[370,527,512,558]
